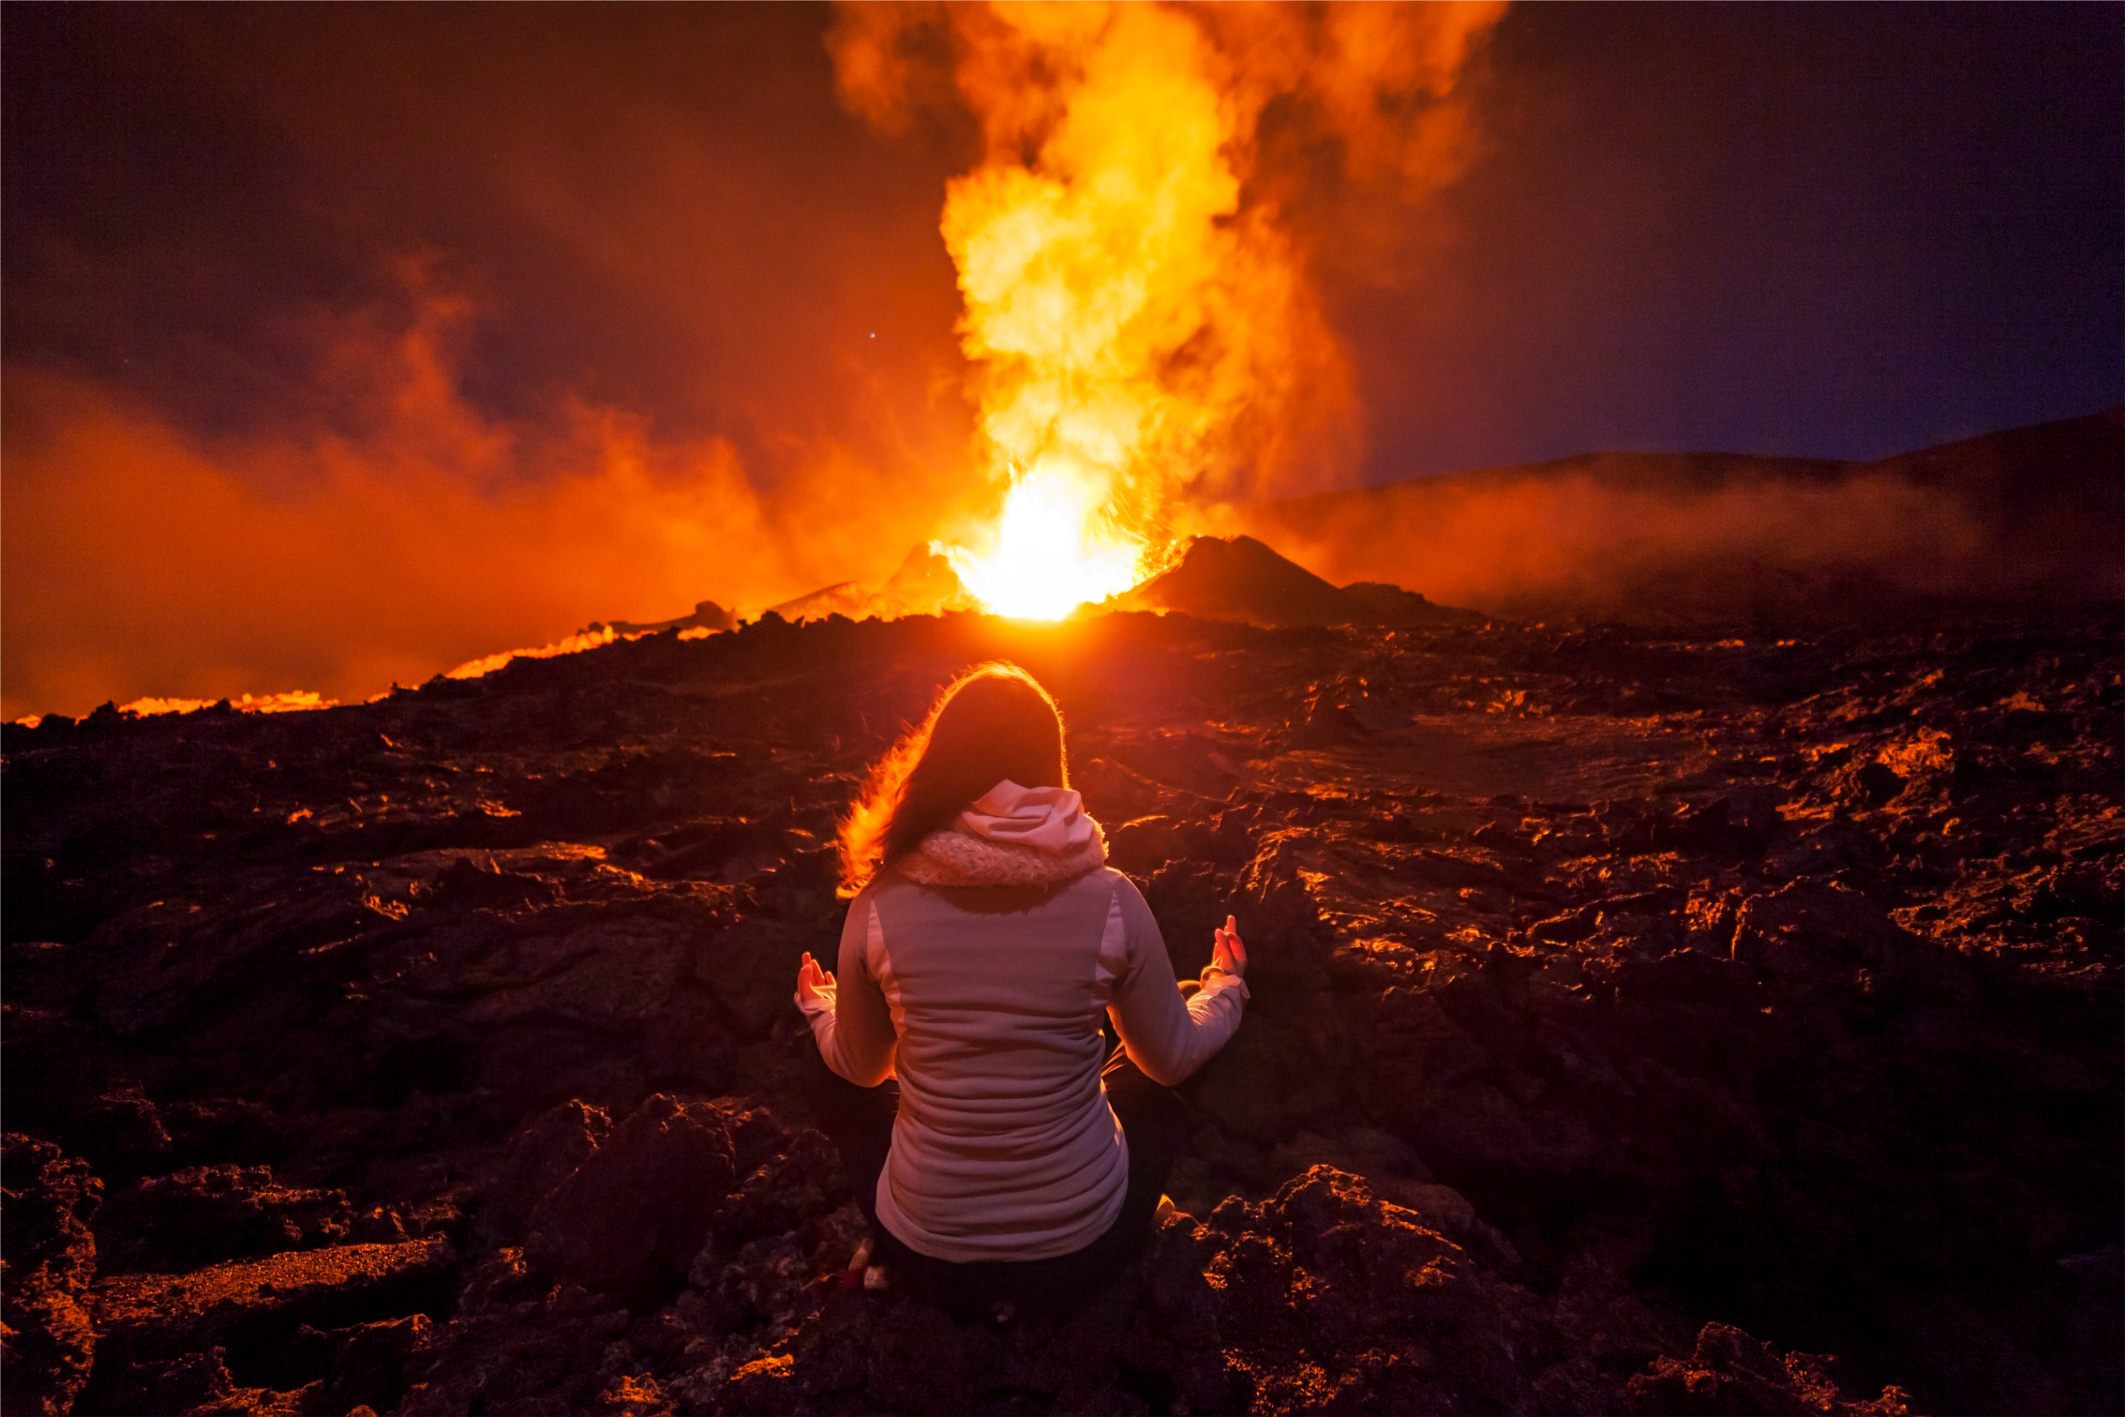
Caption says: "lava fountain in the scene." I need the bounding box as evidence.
[836,1,1505,620]
[931,1,1259,620]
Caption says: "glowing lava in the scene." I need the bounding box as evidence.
[941,455,1148,620]
[918,1,1300,621]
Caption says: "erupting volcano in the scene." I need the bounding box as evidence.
[834,2,1501,619]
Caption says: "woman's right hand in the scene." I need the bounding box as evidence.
[796,951,836,1007]
[1210,915,1247,979]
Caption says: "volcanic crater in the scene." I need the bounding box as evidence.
[4,576,2121,1415]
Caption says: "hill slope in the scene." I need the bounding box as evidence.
[1232,409,2125,624]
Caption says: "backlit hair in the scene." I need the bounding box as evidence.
[837,662,1067,896]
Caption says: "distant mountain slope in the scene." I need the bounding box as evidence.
[1121,534,1484,628]
[1231,410,2125,625]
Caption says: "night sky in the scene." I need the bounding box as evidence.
[4,3,2119,716]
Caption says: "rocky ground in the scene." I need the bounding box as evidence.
[5,605,2120,1415]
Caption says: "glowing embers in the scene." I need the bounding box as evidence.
[942,456,1154,620]
[116,690,337,718]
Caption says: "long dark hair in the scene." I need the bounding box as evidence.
[837,662,1067,896]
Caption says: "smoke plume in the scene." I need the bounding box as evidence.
[829,1,1506,614]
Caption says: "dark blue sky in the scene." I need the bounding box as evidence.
[1338,2,2124,473]
[5,3,2119,484]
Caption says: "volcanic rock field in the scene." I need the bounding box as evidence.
[5,603,2120,1415]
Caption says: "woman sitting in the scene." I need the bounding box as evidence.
[794,662,1251,1317]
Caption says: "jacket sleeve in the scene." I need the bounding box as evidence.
[795,891,899,1087]
[1106,875,1250,1087]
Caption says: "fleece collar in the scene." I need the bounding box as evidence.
[898,780,1108,888]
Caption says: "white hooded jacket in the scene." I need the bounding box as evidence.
[797,780,1250,1262]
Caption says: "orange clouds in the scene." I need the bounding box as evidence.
[0,288,964,720]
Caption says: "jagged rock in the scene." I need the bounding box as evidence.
[525,1095,736,1307]
[1105,729,1241,799]
[74,1082,173,1176]
[1072,756,1172,821]
[311,1313,432,1414]
[79,1346,245,1416]
[161,1099,293,1171]
[878,542,969,618]
[1340,581,1485,627]
[594,1370,679,1416]
[1129,534,1477,629]
[1730,878,1948,996]
[394,1284,652,1414]
[1190,993,1348,1144]
[693,1231,812,1337]
[4,604,2118,1412]
[1128,534,1360,626]
[1621,1321,1912,1415]
[604,599,736,637]
[702,1112,845,1260]
[95,1165,352,1274]
[473,1099,613,1251]
[1,1135,103,1417]
[653,1167,1538,1414]
[88,1237,456,1372]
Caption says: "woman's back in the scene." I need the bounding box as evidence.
[855,867,1133,1261]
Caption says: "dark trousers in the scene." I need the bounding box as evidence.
[802,1041,1187,1316]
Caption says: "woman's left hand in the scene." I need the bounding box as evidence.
[796,951,836,1007]
[1211,915,1248,979]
